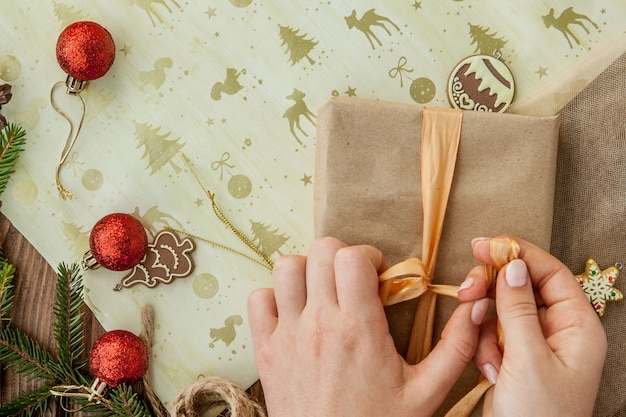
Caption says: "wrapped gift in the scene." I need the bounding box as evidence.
[313,96,560,415]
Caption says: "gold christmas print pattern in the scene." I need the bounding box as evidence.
[12,98,46,131]
[278,25,318,66]
[127,0,181,26]
[250,220,289,257]
[388,57,436,104]
[62,220,90,259]
[283,88,316,145]
[542,7,599,49]
[211,152,253,199]
[468,23,508,55]
[52,1,88,28]
[211,68,245,100]
[131,206,184,238]
[344,9,400,50]
[193,273,219,299]
[575,259,623,317]
[228,0,253,7]
[139,57,173,90]
[10,177,38,205]
[133,121,184,174]
[0,55,21,81]
[209,315,244,348]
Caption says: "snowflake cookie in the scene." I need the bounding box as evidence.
[575,259,623,317]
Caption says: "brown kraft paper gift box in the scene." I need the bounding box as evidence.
[313,96,560,415]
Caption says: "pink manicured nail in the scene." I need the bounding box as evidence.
[458,277,475,292]
[481,363,499,385]
[505,259,528,288]
[471,237,489,250]
[471,298,490,325]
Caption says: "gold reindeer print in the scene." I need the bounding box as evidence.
[128,0,181,26]
[345,9,400,50]
[139,57,173,90]
[283,88,316,145]
[131,205,183,239]
[211,68,245,100]
[542,7,599,49]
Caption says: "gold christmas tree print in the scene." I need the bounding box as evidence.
[250,220,289,257]
[133,121,184,174]
[62,220,90,259]
[468,23,507,55]
[53,0,87,27]
[278,25,317,66]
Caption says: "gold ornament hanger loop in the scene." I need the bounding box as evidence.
[50,78,86,201]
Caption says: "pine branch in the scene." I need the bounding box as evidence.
[0,326,58,381]
[0,384,56,417]
[0,257,15,325]
[0,123,27,196]
[52,262,88,384]
[73,385,154,417]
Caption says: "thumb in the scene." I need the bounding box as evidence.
[496,259,545,357]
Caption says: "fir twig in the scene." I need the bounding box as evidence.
[0,326,58,381]
[0,384,56,417]
[0,257,15,325]
[0,123,27,196]
[52,262,88,384]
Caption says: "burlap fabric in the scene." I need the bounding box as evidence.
[552,52,626,417]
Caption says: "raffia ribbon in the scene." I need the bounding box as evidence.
[376,107,521,416]
[378,107,463,363]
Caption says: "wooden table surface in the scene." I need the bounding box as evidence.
[0,211,264,416]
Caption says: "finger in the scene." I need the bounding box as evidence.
[473,315,502,385]
[334,245,386,319]
[408,299,486,411]
[247,288,278,346]
[457,265,491,302]
[495,259,547,359]
[305,237,346,306]
[272,254,307,319]
[472,236,589,310]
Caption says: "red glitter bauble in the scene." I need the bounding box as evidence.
[89,330,148,387]
[89,213,148,271]
[56,21,115,81]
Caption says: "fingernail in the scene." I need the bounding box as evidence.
[505,259,528,288]
[471,298,490,325]
[458,277,475,292]
[481,363,499,385]
[471,237,489,250]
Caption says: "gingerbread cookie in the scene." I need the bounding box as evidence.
[447,53,515,113]
[117,230,195,290]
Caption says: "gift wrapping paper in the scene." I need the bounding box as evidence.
[1,0,625,410]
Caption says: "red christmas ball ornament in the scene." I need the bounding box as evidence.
[89,330,148,388]
[85,213,148,271]
[56,21,115,87]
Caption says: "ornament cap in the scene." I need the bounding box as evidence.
[82,250,100,270]
[64,75,87,95]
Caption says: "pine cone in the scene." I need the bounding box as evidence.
[0,84,11,129]
[0,84,12,106]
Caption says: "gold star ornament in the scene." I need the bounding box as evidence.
[575,259,623,317]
